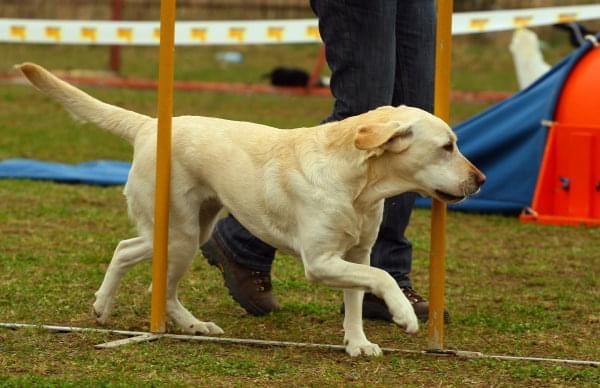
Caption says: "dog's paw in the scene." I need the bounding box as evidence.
[392,312,419,334]
[386,297,419,333]
[182,321,224,336]
[344,340,382,357]
[92,297,113,325]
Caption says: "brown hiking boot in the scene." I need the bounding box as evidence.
[341,288,449,323]
[400,287,450,323]
[201,236,280,316]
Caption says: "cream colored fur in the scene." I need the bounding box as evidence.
[17,62,485,357]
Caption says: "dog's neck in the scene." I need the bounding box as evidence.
[316,121,417,210]
[355,158,418,209]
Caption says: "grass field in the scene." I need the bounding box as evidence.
[1,30,599,386]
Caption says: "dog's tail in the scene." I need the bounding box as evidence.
[16,62,152,144]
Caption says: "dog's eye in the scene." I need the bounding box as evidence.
[443,142,454,152]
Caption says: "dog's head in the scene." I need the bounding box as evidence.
[353,105,485,203]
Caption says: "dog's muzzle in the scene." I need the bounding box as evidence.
[434,190,466,203]
[434,171,486,204]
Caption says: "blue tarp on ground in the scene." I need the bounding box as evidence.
[415,36,597,213]
[0,159,130,185]
[1,35,597,212]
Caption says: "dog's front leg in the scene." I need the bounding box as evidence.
[303,251,418,343]
[343,289,382,356]
[341,248,381,356]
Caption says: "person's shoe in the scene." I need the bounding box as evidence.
[342,288,449,323]
[201,236,280,316]
[399,287,449,323]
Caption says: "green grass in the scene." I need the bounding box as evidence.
[1,30,600,386]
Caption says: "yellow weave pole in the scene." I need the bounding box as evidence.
[428,0,453,351]
[151,0,176,334]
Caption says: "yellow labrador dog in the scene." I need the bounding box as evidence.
[18,63,485,356]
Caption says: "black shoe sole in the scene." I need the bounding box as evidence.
[201,238,275,316]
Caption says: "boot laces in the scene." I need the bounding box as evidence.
[251,271,272,292]
[401,287,424,305]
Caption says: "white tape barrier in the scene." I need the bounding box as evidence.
[0,18,320,46]
[1,5,599,46]
[452,4,600,35]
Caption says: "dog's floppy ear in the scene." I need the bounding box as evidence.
[354,121,414,153]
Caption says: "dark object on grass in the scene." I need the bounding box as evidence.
[264,67,310,87]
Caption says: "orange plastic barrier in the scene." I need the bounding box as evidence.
[521,123,600,226]
[520,46,600,226]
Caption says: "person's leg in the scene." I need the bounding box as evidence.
[213,216,275,272]
[311,0,414,283]
[370,193,417,288]
[328,0,444,322]
[371,0,448,322]
[392,0,436,112]
[313,0,431,321]
[313,0,426,290]
[202,215,280,316]
[202,0,402,317]
[311,0,398,121]
[212,0,402,279]
[370,0,436,288]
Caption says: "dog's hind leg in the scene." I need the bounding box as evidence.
[93,236,152,324]
[165,234,224,335]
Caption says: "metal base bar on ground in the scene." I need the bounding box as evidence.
[1,322,597,368]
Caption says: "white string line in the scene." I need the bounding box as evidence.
[1,322,598,367]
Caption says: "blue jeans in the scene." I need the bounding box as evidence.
[213,0,435,288]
